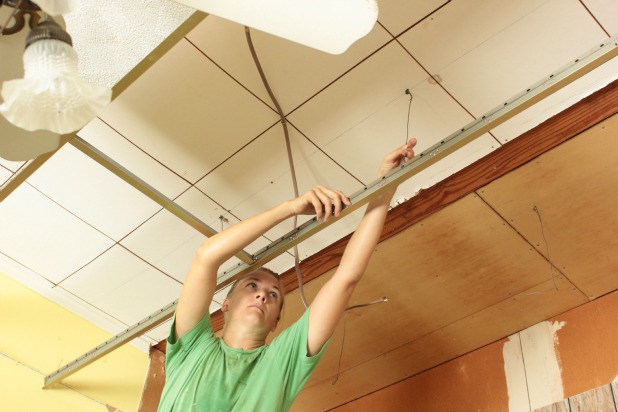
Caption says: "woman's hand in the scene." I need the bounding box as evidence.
[378,138,417,177]
[288,185,350,222]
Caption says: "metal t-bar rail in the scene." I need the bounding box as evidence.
[69,137,254,264]
[44,35,617,388]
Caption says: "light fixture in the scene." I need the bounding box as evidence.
[0,0,111,135]
[174,0,379,55]
[31,0,80,16]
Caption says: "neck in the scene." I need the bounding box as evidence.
[222,323,268,350]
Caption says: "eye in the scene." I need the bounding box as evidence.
[246,282,257,289]
[269,291,278,299]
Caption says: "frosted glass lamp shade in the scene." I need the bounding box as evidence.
[175,0,379,54]
[0,39,111,134]
[33,0,81,16]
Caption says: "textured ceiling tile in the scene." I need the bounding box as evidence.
[99,39,279,183]
[204,127,363,246]
[65,0,194,88]
[492,57,618,143]
[397,0,550,74]
[196,126,360,215]
[173,186,229,230]
[431,0,608,117]
[27,144,162,241]
[60,245,182,325]
[186,15,392,112]
[174,187,296,279]
[288,43,428,154]
[0,184,114,284]
[290,49,476,186]
[378,0,450,37]
[120,209,208,283]
[0,252,55,292]
[294,207,364,261]
[78,118,192,199]
[0,157,24,173]
[582,0,618,34]
[0,166,11,186]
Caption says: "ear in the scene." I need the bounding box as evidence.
[221,298,229,313]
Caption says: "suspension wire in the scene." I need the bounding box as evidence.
[405,88,413,144]
[245,27,310,308]
[532,205,558,291]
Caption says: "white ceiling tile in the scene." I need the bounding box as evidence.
[174,186,229,229]
[120,209,208,283]
[0,252,54,291]
[0,184,114,284]
[145,319,174,342]
[0,157,25,173]
[289,61,475,186]
[397,0,550,74]
[186,15,392,112]
[583,0,618,35]
[378,0,450,37]
[294,207,365,261]
[288,42,429,152]
[196,126,361,214]
[429,0,608,116]
[26,144,162,241]
[78,118,192,199]
[213,284,233,304]
[201,127,364,244]
[0,166,11,186]
[259,252,296,277]
[65,0,194,89]
[492,56,618,142]
[99,38,279,183]
[60,245,182,325]
[149,188,294,282]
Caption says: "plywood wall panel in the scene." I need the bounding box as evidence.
[479,114,618,299]
[293,246,588,411]
[293,193,558,380]
[331,338,510,412]
[553,290,618,399]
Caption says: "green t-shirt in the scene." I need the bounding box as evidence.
[158,308,327,412]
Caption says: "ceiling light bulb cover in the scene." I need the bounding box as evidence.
[0,22,111,134]
[175,0,379,54]
[32,0,80,16]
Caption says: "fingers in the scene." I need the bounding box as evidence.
[378,139,418,177]
[306,185,350,222]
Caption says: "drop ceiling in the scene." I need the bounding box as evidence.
[1,0,618,408]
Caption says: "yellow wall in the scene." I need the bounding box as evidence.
[0,272,149,412]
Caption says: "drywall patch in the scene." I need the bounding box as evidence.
[519,321,566,410]
[503,333,530,412]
